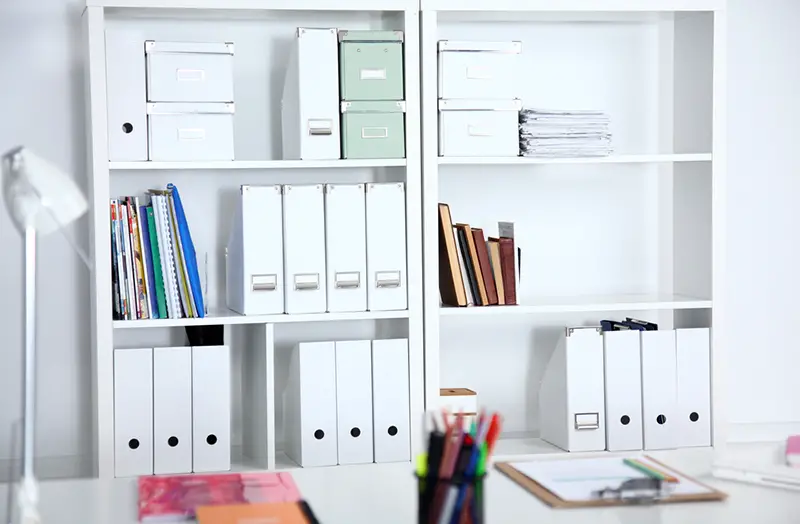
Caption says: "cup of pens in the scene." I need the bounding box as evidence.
[416,411,502,524]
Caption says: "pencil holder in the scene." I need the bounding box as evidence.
[416,474,485,524]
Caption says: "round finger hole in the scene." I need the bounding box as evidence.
[206,434,218,445]
[128,438,140,450]
[350,427,361,438]
[314,429,325,440]
[122,122,133,134]
[620,415,631,425]
[656,414,667,425]
[388,426,398,436]
[168,436,179,447]
[689,412,700,422]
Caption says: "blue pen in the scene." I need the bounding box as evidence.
[449,419,490,524]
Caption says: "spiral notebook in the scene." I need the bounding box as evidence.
[150,191,182,319]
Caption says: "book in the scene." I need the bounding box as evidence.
[471,228,498,305]
[110,201,121,320]
[119,202,138,319]
[455,227,474,306]
[167,189,195,318]
[455,226,480,305]
[438,203,467,307]
[146,206,168,319]
[488,238,505,305]
[128,197,149,319]
[456,223,488,306]
[138,472,303,522]
[140,205,159,319]
[197,502,315,524]
[169,183,206,318]
[498,237,517,305]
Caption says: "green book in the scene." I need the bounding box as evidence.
[146,206,168,319]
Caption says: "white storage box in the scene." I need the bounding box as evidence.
[147,102,235,161]
[281,28,341,160]
[438,40,521,100]
[146,41,234,103]
[439,99,521,157]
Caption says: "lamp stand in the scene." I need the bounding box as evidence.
[17,226,39,524]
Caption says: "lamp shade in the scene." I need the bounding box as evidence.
[2,146,88,235]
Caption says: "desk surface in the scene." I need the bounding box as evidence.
[1,446,798,524]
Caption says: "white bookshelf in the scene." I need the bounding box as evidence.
[84,0,423,478]
[421,0,726,459]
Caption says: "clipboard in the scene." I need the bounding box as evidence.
[495,455,727,508]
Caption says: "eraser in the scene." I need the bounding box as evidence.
[787,435,800,467]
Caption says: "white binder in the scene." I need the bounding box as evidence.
[192,345,231,472]
[371,339,411,463]
[335,340,374,465]
[365,183,407,311]
[227,185,284,315]
[283,184,327,314]
[106,30,148,161]
[603,331,643,451]
[281,28,340,160]
[641,330,678,450]
[285,342,338,467]
[325,184,367,313]
[113,348,153,477]
[539,327,606,452]
[153,346,192,474]
[676,328,712,447]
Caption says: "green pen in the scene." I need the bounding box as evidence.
[470,419,477,437]
[476,443,488,476]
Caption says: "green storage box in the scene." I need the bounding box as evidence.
[339,30,404,101]
[341,100,406,159]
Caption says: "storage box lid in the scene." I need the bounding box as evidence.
[438,99,521,111]
[147,102,235,115]
[341,100,406,113]
[339,30,404,43]
[145,41,234,55]
[438,40,522,53]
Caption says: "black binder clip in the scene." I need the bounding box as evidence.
[625,317,658,331]
[593,478,670,504]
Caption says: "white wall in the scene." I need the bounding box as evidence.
[0,0,797,475]
[725,0,800,439]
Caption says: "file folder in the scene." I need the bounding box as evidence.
[153,346,193,474]
[335,340,374,465]
[325,184,367,313]
[676,328,711,447]
[603,331,643,451]
[106,30,148,161]
[285,342,338,467]
[227,185,284,315]
[539,327,606,452]
[371,339,411,463]
[192,345,231,472]
[113,348,153,477]
[281,28,341,160]
[365,183,408,311]
[641,330,677,450]
[283,185,327,314]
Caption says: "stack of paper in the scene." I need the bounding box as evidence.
[519,108,612,158]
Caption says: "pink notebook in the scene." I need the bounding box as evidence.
[138,472,302,521]
[787,435,800,467]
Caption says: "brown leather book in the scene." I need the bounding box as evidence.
[488,238,505,305]
[471,228,498,305]
[456,223,488,306]
[438,204,467,307]
[498,237,517,305]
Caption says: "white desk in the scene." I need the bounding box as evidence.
[1,447,798,524]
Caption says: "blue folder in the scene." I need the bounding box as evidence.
[167,184,205,318]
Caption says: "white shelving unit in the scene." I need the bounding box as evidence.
[84,0,423,479]
[421,0,726,460]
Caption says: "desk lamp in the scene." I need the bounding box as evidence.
[2,147,89,524]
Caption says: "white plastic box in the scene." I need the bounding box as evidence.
[438,40,521,100]
[145,41,234,103]
[147,102,235,161]
[438,99,521,157]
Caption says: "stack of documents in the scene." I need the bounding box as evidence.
[519,108,612,158]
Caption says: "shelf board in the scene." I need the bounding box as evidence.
[438,153,712,166]
[113,308,409,329]
[109,159,407,171]
[88,0,413,10]
[440,294,712,316]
